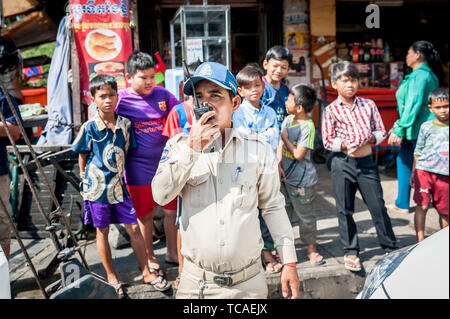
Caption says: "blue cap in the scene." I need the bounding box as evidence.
[183,62,238,96]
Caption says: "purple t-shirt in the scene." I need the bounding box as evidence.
[116,86,179,185]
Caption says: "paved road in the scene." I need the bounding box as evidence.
[7,163,442,299]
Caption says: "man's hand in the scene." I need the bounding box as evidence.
[280,265,300,299]
[186,111,220,152]
[388,133,402,146]
[409,173,415,188]
[278,163,286,181]
[341,141,347,153]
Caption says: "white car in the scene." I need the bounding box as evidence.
[357,226,449,299]
[0,245,11,299]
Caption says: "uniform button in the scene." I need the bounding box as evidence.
[219,220,224,225]
[220,240,225,246]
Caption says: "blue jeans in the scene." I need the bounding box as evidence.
[395,140,417,210]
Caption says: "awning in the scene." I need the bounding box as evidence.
[2,0,40,18]
[1,10,58,49]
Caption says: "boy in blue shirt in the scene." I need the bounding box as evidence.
[261,46,293,130]
[72,74,171,298]
[233,64,282,273]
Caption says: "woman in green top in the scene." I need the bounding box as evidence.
[387,41,442,214]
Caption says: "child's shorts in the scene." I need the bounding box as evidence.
[84,196,138,229]
[414,169,449,215]
[126,184,178,218]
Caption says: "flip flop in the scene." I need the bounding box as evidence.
[308,252,326,265]
[149,266,164,277]
[110,282,128,299]
[344,256,361,272]
[148,275,172,292]
[265,261,282,274]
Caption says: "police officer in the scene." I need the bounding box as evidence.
[152,62,299,299]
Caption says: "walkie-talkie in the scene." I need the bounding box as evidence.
[183,60,214,122]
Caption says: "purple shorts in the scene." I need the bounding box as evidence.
[84,197,138,229]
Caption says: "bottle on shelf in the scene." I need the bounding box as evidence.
[352,43,359,63]
[358,43,364,62]
[383,42,390,63]
[364,42,371,62]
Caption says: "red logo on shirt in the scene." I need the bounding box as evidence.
[158,101,167,111]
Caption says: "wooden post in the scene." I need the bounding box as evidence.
[131,0,140,50]
[155,3,164,54]
[70,34,82,137]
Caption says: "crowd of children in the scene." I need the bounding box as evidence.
[72,44,449,298]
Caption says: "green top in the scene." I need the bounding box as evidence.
[392,63,439,140]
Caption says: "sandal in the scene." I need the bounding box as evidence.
[147,275,172,292]
[110,282,128,299]
[149,266,164,277]
[308,252,326,265]
[344,256,361,272]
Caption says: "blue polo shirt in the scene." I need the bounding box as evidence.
[261,76,290,130]
[0,88,23,175]
[71,114,136,204]
[232,98,279,155]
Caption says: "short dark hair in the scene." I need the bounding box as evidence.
[126,50,155,76]
[428,87,449,104]
[330,61,359,82]
[90,74,117,96]
[265,45,293,65]
[184,59,202,81]
[236,63,264,87]
[290,84,317,112]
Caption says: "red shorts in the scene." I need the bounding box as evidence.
[126,184,178,218]
[413,169,449,215]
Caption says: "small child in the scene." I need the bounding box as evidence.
[322,61,398,272]
[261,46,293,129]
[277,84,325,265]
[71,74,170,297]
[232,64,281,273]
[411,88,449,242]
[116,51,180,280]
[233,63,279,153]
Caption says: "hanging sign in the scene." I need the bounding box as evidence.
[70,0,132,105]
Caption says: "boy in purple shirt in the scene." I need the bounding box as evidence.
[116,51,180,284]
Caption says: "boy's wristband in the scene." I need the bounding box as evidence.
[283,263,297,268]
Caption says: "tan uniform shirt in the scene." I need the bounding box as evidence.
[152,128,297,274]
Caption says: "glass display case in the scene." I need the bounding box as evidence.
[170,5,231,69]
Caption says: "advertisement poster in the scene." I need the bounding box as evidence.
[70,0,132,105]
[289,48,309,77]
[285,32,310,50]
[186,39,204,65]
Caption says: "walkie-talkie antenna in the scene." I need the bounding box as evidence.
[182,59,200,109]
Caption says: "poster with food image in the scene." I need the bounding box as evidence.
[89,61,126,90]
[70,0,132,105]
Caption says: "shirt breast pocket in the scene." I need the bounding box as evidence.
[185,168,211,208]
[233,170,258,208]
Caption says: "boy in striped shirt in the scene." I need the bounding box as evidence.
[321,61,398,272]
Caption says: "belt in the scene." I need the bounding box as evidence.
[183,258,262,287]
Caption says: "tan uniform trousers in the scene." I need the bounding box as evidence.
[280,181,317,245]
[0,174,12,247]
[176,260,269,299]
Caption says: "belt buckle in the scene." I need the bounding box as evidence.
[213,274,233,287]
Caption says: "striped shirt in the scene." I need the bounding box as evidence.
[321,96,386,154]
